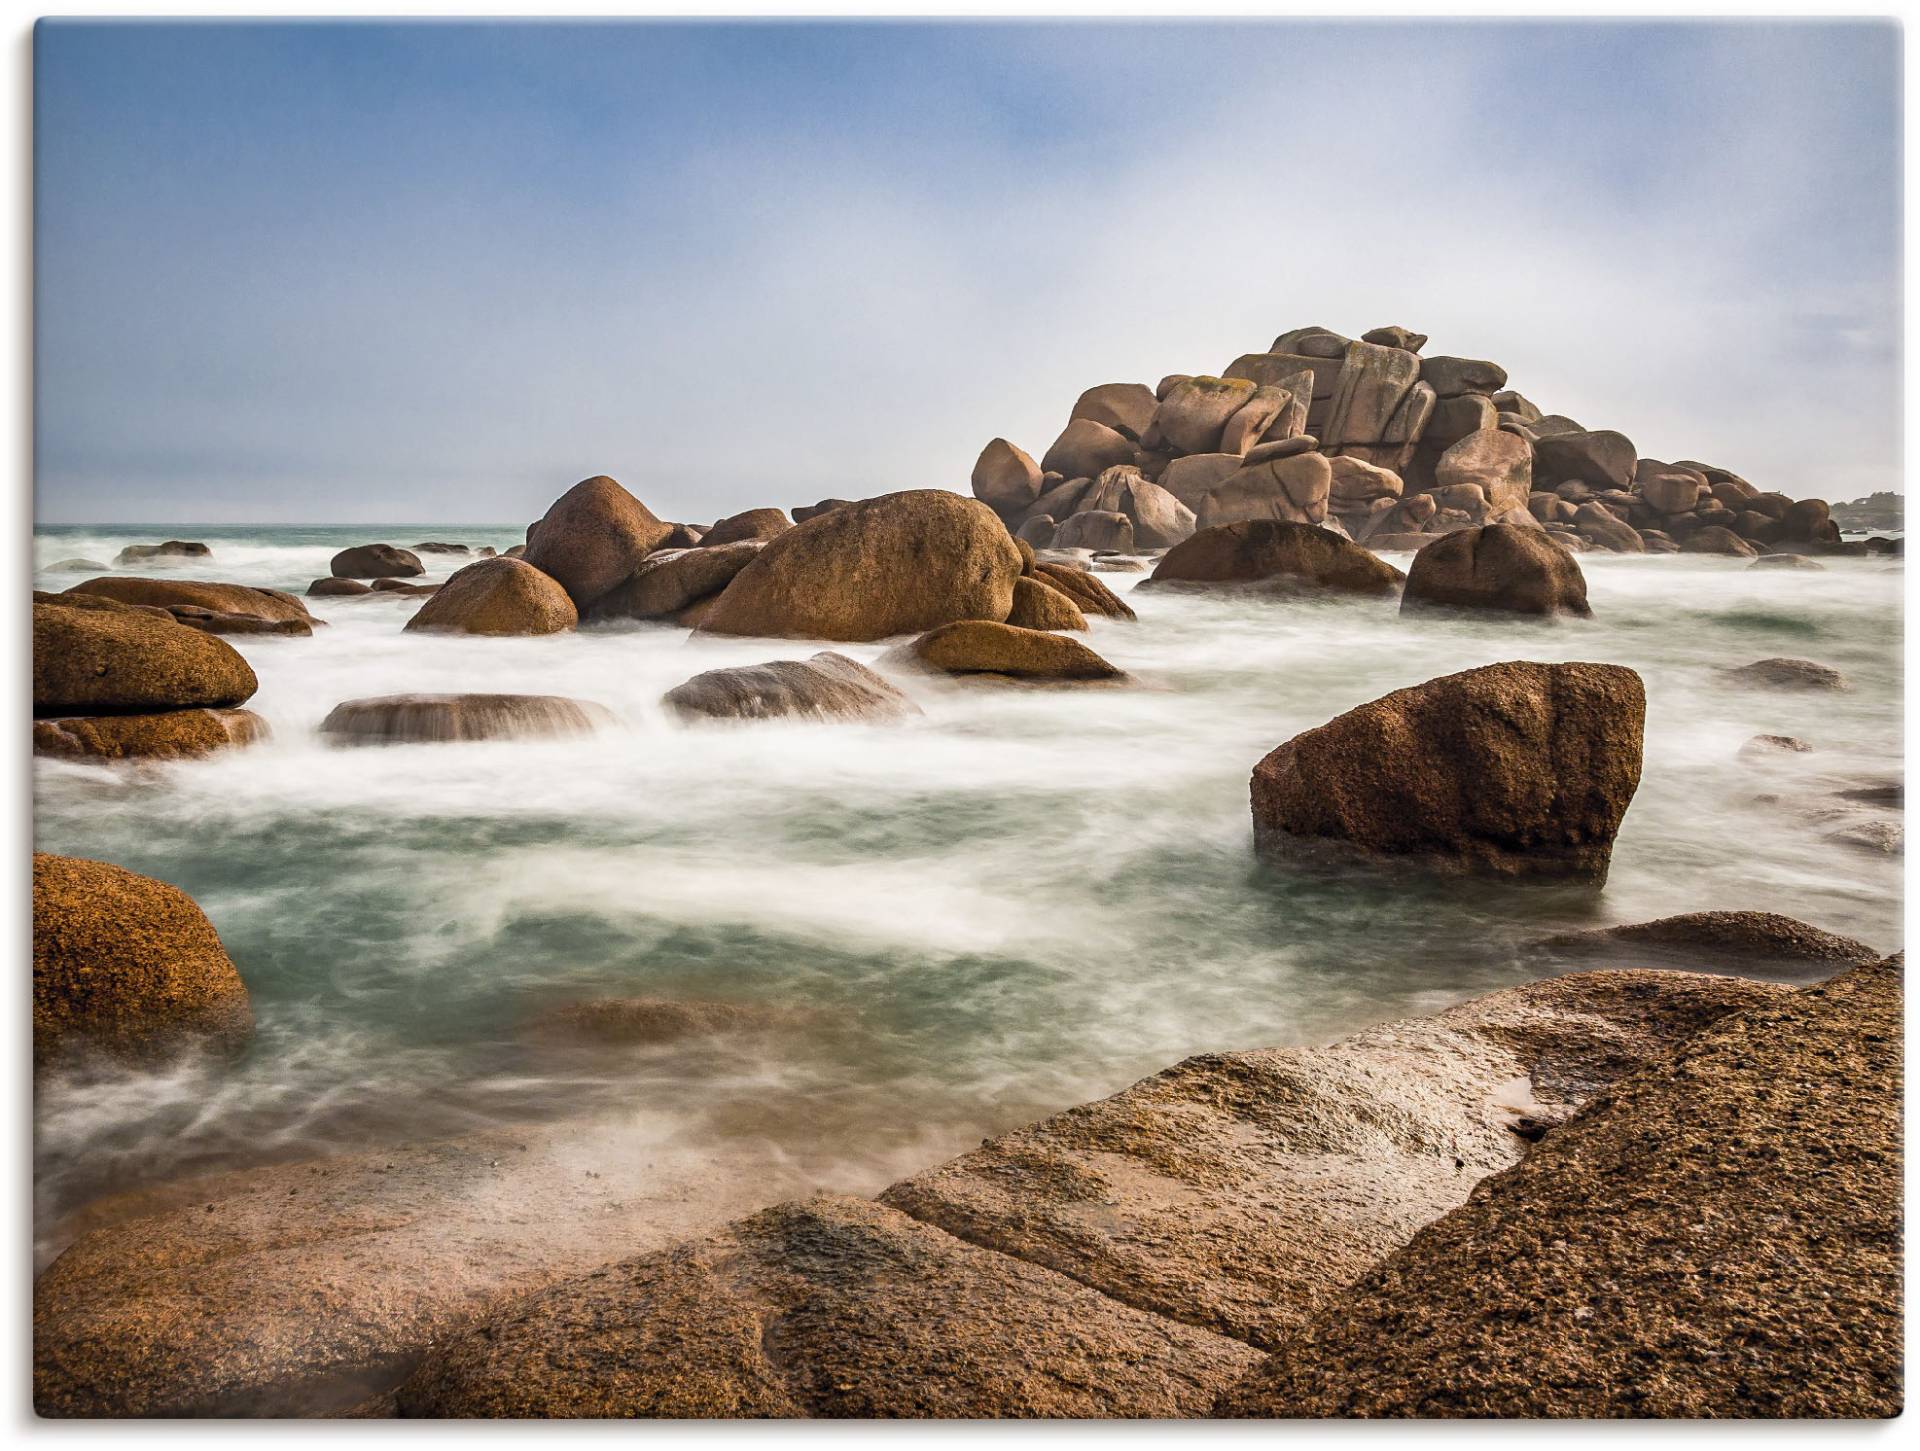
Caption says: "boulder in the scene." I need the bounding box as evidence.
[1242,435,1319,465]
[1149,376,1259,455]
[1490,390,1541,421]
[319,694,612,745]
[587,542,762,622]
[522,475,673,610]
[663,652,920,724]
[1154,374,1191,399]
[1359,325,1427,352]
[1147,521,1403,595]
[163,606,311,637]
[1196,452,1331,529]
[370,579,438,596]
[1573,504,1645,553]
[1078,466,1196,548]
[1401,524,1592,618]
[1422,393,1498,452]
[1741,733,1814,759]
[1418,356,1507,397]
[1433,429,1531,510]
[1679,525,1758,557]
[1051,510,1135,553]
[1216,385,1293,455]
[1751,552,1823,570]
[1528,413,1586,438]
[1633,460,1706,514]
[1040,419,1135,481]
[410,542,470,555]
[522,996,800,1047]
[33,853,252,1069]
[701,508,791,547]
[1157,452,1245,509]
[1023,475,1091,525]
[1014,516,1055,548]
[1326,455,1403,509]
[1539,910,1880,979]
[970,439,1044,515]
[1781,497,1833,542]
[403,558,578,636]
[699,491,1021,642]
[1270,326,1351,357]
[45,558,107,572]
[1217,961,1901,1418]
[1250,661,1645,879]
[308,577,372,597]
[33,600,257,715]
[1069,383,1158,440]
[1535,429,1636,490]
[1722,657,1849,692]
[66,577,312,624]
[1005,575,1088,631]
[900,621,1125,682]
[112,541,212,566]
[33,709,269,763]
[329,544,423,579]
[1031,562,1136,621]
[1528,491,1575,526]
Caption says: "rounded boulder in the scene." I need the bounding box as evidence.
[1402,524,1592,618]
[403,558,578,636]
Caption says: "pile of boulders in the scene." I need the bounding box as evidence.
[971,324,1855,557]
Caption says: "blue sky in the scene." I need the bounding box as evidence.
[35,19,1901,524]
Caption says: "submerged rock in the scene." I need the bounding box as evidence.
[34,708,269,762]
[522,475,674,610]
[330,544,423,579]
[1146,520,1402,595]
[113,540,211,565]
[320,694,611,745]
[1401,523,1591,617]
[1740,732,1814,759]
[1251,661,1645,880]
[403,558,577,636]
[307,577,372,597]
[34,599,258,715]
[522,997,801,1047]
[1538,910,1881,978]
[662,653,919,724]
[898,621,1126,683]
[66,577,312,624]
[1722,657,1850,692]
[33,852,252,1069]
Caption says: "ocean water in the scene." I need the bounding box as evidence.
[31,524,1905,1257]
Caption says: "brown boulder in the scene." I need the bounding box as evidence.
[970,438,1044,515]
[33,853,251,1069]
[307,577,372,597]
[1360,325,1427,352]
[1005,575,1088,631]
[34,600,257,715]
[1433,429,1531,510]
[1040,419,1135,481]
[403,558,577,636]
[1781,496,1833,542]
[900,621,1125,682]
[522,475,673,609]
[1050,509,1134,553]
[1679,524,1758,557]
[1722,657,1849,691]
[163,606,312,637]
[1077,465,1196,548]
[1149,376,1259,454]
[1250,661,1646,879]
[663,652,918,723]
[1401,524,1591,617]
[329,544,422,579]
[699,490,1021,642]
[1418,355,1507,397]
[34,709,269,762]
[1196,452,1332,528]
[1158,451,1245,509]
[1536,429,1637,491]
[1032,562,1136,621]
[1069,382,1158,440]
[1539,910,1881,979]
[1148,520,1402,595]
[320,694,611,745]
[702,508,791,547]
[587,542,762,622]
[1573,503,1646,553]
[1633,459,1707,514]
[66,577,312,624]
[112,540,211,565]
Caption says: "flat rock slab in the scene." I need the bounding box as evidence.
[879,971,1779,1351]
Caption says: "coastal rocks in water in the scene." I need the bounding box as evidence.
[662,653,919,724]
[34,708,269,763]
[1217,960,1902,1418]
[320,694,612,745]
[394,1194,1257,1419]
[522,475,674,611]
[587,542,763,623]
[1032,561,1136,621]
[898,621,1126,683]
[885,969,1778,1353]
[163,606,312,637]
[1196,452,1332,528]
[702,508,792,547]
[1005,575,1088,631]
[308,577,372,597]
[34,599,258,715]
[1741,732,1814,758]
[522,996,801,1047]
[1752,552,1824,570]
[1078,466,1197,548]
[1722,657,1849,692]
[1538,910,1881,979]
[1679,525,1758,557]
[1051,509,1134,553]
[699,490,1022,642]
[1147,520,1403,595]
[403,558,578,636]
[411,542,471,555]
[47,558,107,572]
[971,438,1044,516]
[329,544,424,579]
[1534,429,1636,491]
[371,578,439,596]
[67,577,313,625]
[1401,524,1592,617]
[1250,661,1646,879]
[1040,418,1136,481]
[33,852,252,1069]
[112,540,211,566]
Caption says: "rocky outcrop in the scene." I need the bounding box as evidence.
[32,853,252,1069]
[1539,911,1882,978]
[1146,521,1403,595]
[329,544,423,579]
[1032,561,1136,621]
[319,694,612,745]
[34,598,258,715]
[587,542,762,623]
[1196,452,1331,528]
[403,558,578,636]
[66,577,313,625]
[1077,466,1196,548]
[112,540,211,565]
[522,475,673,610]
[1401,524,1592,617]
[699,491,1022,642]
[1004,575,1088,631]
[702,508,792,547]
[898,621,1125,682]
[34,708,269,762]
[662,653,919,723]
[1217,960,1902,1418]
[1051,510,1134,552]
[1251,661,1645,879]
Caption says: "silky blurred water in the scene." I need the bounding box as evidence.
[32,524,1905,1247]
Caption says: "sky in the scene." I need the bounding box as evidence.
[34,19,1903,525]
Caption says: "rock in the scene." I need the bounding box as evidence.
[501,544,526,559]
[1005,575,1088,631]
[1218,960,1902,1418]
[1240,434,1319,465]
[1149,376,1259,455]
[1217,385,1294,455]
[700,491,1022,642]
[1781,497,1833,543]
[1014,516,1055,548]
[521,475,673,610]
[1751,552,1824,570]
[1251,661,1645,880]
[1722,657,1849,692]
[1401,524,1591,618]
[1573,504,1645,553]
[522,996,800,1047]
[33,600,257,715]
[1196,452,1332,529]
[1740,733,1814,758]
[1359,325,1427,352]
[1433,429,1531,510]
[1633,460,1706,514]
[33,709,269,763]
[886,969,1778,1354]
[587,542,763,622]
[1326,455,1403,509]
[410,542,470,555]
[1154,374,1191,399]
[163,606,312,637]
[1052,510,1135,553]
[1032,562,1136,621]
[319,694,612,745]
[1678,525,1758,557]
[1270,325,1350,357]
[1418,356,1507,397]
[1317,342,1426,460]
[1535,429,1637,491]
[329,544,423,579]
[702,508,791,547]
[1421,393,1498,452]
[403,558,578,636]
[1040,419,1135,481]
[370,579,438,596]
[1528,491,1576,525]
[1147,521,1402,595]
[33,853,252,1069]
[1078,466,1196,548]
[307,577,372,597]
[970,439,1044,515]
[1158,452,1245,509]
[899,621,1125,683]
[1069,383,1158,441]
[1539,911,1881,978]
[394,1194,1255,1419]
[663,652,919,724]
[1023,474,1092,525]
[112,541,211,565]
[1528,413,1585,438]
[66,577,312,624]
[1826,819,1903,855]
[45,558,107,572]
[1491,390,1540,421]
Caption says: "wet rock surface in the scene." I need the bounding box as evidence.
[663,652,920,723]
[320,693,612,745]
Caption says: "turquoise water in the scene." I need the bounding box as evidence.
[32,525,1904,1254]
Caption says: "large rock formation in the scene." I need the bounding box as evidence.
[403,558,578,636]
[319,694,612,745]
[662,652,920,723]
[1146,521,1403,595]
[522,475,673,610]
[1250,661,1645,879]
[699,491,1022,642]
[1401,524,1592,617]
